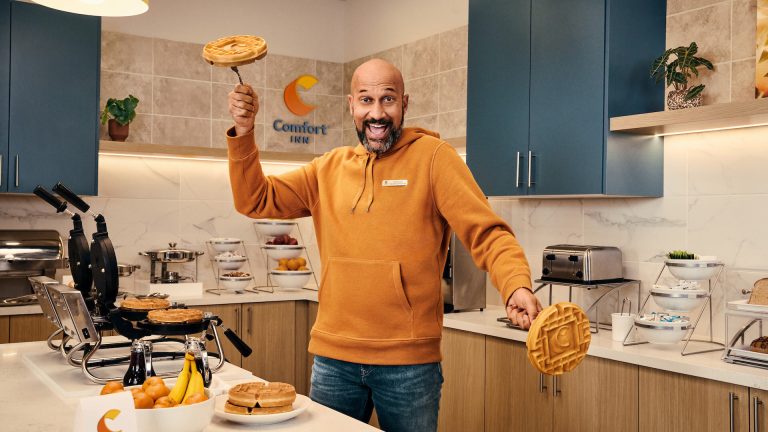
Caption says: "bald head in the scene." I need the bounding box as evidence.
[348,58,409,155]
[351,59,405,95]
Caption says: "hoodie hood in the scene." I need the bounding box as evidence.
[350,127,440,213]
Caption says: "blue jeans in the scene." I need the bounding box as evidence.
[310,355,443,432]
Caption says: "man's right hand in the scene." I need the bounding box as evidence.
[228,84,257,137]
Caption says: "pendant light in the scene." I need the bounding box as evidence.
[32,0,149,17]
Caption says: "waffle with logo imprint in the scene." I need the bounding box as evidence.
[526,302,591,375]
[202,35,267,67]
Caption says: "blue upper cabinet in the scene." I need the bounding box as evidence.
[4,1,100,195]
[467,0,666,197]
[0,0,9,191]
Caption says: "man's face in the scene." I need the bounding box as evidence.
[348,71,409,155]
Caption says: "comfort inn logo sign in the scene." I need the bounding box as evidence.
[274,74,329,144]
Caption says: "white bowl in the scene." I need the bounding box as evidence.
[136,388,215,432]
[208,238,241,253]
[634,316,691,345]
[254,219,295,237]
[665,259,722,280]
[262,245,304,260]
[214,254,247,270]
[650,286,708,312]
[270,270,312,290]
[219,276,252,290]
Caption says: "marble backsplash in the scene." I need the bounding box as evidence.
[0,155,321,293]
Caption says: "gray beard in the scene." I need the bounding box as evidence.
[356,123,403,155]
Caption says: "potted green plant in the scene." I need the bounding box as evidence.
[650,42,714,110]
[100,95,139,141]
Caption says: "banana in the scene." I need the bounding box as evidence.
[168,356,191,404]
[182,359,205,404]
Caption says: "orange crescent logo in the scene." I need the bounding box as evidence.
[283,74,318,116]
[96,409,122,432]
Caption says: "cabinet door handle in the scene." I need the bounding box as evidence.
[246,306,252,335]
[15,155,19,187]
[730,392,739,432]
[527,151,535,187]
[538,373,548,393]
[515,151,521,188]
[234,308,240,333]
[755,396,763,432]
[552,375,560,397]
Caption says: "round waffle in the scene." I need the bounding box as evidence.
[526,302,591,376]
[202,35,268,67]
[119,297,170,311]
[147,308,203,324]
[226,381,296,415]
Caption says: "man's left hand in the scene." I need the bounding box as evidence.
[505,288,542,330]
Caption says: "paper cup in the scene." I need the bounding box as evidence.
[611,313,636,342]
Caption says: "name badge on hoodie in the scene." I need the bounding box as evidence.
[382,179,408,187]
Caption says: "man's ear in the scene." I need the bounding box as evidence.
[347,94,354,115]
[402,94,409,115]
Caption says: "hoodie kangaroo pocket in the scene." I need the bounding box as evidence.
[315,257,414,340]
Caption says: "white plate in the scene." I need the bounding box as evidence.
[728,299,768,313]
[214,393,311,425]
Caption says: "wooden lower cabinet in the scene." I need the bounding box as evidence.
[554,355,638,432]
[752,388,768,432]
[204,304,242,367]
[639,367,749,432]
[485,336,552,432]
[240,301,296,384]
[9,313,58,343]
[439,328,486,432]
[0,316,8,343]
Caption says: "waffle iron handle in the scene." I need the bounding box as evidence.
[34,185,68,213]
[53,182,90,213]
[224,327,252,358]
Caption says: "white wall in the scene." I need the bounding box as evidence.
[102,0,347,62]
[343,0,468,60]
[100,0,469,63]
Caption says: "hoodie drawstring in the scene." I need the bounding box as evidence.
[350,154,376,213]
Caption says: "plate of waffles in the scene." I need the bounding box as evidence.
[213,381,309,425]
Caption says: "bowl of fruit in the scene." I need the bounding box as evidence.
[99,354,214,432]
[263,245,303,260]
[254,219,295,237]
[664,250,721,280]
[270,260,311,290]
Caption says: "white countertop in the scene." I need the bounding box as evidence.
[0,339,377,432]
[6,292,768,391]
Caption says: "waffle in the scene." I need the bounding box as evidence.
[120,297,170,311]
[202,35,267,67]
[147,308,203,324]
[526,302,591,375]
[226,381,296,415]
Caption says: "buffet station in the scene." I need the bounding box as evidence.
[0,183,377,431]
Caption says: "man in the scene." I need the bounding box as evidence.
[226,58,541,431]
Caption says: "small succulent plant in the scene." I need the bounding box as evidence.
[666,250,697,260]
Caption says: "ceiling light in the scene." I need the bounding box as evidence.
[32,0,148,17]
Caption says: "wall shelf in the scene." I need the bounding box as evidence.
[610,98,768,136]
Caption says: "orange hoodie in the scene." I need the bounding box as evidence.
[227,127,531,365]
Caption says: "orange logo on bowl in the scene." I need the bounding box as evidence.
[283,74,318,116]
[96,409,122,432]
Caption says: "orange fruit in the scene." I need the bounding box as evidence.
[296,257,306,267]
[276,265,288,271]
[144,382,170,400]
[183,392,208,405]
[100,381,124,395]
[141,376,164,391]
[132,391,154,409]
[278,258,289,267]
[287,259,300,270]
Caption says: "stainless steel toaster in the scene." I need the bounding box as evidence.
[541,245,623,284]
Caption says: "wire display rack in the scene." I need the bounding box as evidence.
[205,239,258,295]
[252,220,319,293]
[723,304,768,369]
[623,261,724,356]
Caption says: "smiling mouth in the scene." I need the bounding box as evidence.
[366,123,390,141]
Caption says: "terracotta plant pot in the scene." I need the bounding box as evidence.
[108,119,130,141]
[667,89,702,110]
